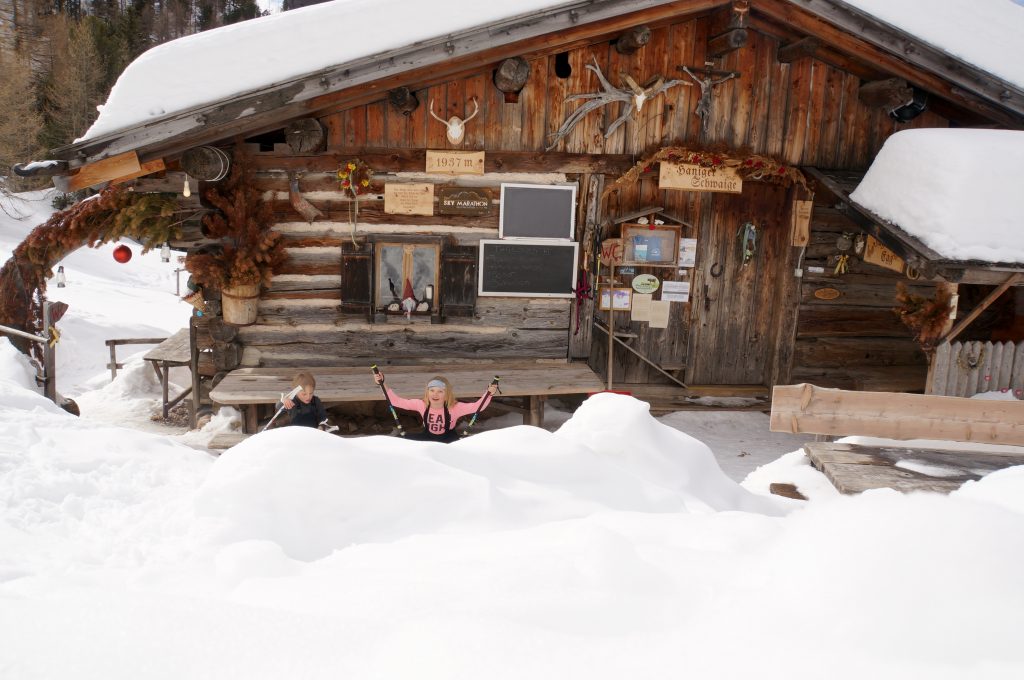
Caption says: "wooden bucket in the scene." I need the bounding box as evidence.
[221,283,260,326]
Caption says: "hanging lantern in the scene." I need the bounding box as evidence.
[56,265,66,288]
[113,244,133,263]
[160,242,171,263]
[183,175,192,198]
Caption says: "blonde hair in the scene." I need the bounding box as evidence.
[292,371,316,391]
[422,375,456,408]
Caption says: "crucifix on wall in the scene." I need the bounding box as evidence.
[678,62,739,138]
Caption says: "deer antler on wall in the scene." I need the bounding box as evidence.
[429,97,479,145]
[546,57,690,151]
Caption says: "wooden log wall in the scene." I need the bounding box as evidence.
[225,13,952,383]
[789,205,930,392]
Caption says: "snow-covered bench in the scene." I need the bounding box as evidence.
[210,360,605,434]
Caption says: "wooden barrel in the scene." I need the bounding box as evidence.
[180,146,230,181]
[220,283,260,326]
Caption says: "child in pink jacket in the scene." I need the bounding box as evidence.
[373,373,497,442]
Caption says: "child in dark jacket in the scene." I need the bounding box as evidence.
[280,371,328,428]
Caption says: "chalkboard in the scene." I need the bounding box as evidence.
[499,183,577,240]
[478,239,578,298]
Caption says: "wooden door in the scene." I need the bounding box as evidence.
[686,183,793,385]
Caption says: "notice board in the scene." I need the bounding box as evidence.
[478,239,578,298]
[499,183,577,240]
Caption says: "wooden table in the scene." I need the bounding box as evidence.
[210,360,606,433]
[142,329,192,419]
[804,441,1024,494]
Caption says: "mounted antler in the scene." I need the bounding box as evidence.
[546,57,689,151]
[429,97,479,145]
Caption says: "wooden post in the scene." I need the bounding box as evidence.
[189,317,200,429]
[108,343,118,381]
[528,395,546,427]
[606,263,615,390]
[161,363,171,419]
[42,302,57,402]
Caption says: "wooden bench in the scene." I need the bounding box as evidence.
[209,360,606,433]
[770,383,1024,494]
[142,329,193,419]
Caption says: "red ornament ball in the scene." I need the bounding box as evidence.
[113,244,133,263]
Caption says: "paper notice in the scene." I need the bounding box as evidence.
[648,300,671,328]
[631,293,652,321]
[661,280,690,303]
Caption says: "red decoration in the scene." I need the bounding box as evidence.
[113,244,132,263]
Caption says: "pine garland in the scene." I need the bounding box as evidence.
[0,187,180,361]
[185,151,287,290]
[893,282,952,349]
[603,145,810,199]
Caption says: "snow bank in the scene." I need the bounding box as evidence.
[850,129,1024,263]
[4,380,1024,677]
[195,394,784,560]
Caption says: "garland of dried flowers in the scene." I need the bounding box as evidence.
[185,150,288,290]
[893,281,952,350]
[603,146,809,199]
[337,159,373,245]
[0,187,181,362]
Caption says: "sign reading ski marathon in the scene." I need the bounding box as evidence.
[659,161,743,194]
[437,187,491,216]
[426,150,485,175]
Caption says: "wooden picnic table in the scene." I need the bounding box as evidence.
[142,328,192,419]
[210,360,605,433]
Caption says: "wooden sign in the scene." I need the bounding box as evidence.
[659,161,742,194]
[426,150,485,175]
[600,238,624,266]
[437,187,491,215]
[813,287,841,301]
[792,199,813,246]
[384,183,434,216]
[863,235,905,273]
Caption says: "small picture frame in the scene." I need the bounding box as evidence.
[621,223,682,267]
[599,287,633,311]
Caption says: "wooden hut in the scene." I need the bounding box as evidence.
[23,0,1024,428]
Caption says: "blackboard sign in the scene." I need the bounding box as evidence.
[478,239,578,298]
[499,183,577,240]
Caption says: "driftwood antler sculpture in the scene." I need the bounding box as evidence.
[546,57,690,150]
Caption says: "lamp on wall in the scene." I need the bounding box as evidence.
[889,87,928,122]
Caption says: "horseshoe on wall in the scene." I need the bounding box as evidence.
[710,262,724,278]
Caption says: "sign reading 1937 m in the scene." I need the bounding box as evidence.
[659,161,743,194]
[437,187,491,216]
[426,150,485,175]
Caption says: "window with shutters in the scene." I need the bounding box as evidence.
[375,242,440,314]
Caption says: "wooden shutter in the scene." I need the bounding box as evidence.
[440,245,477,318]
[340,242,373,320]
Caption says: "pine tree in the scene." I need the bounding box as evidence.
[0,52,46,195]
[40,14,106,148]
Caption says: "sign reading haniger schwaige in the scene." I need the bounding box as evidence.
[659,161,743,194]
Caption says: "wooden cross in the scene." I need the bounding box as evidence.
[677,62,740,138]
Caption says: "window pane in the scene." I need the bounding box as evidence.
[411,247,436,302]
[377,246,404,307]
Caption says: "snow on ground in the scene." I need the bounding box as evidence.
[850,129,1024,263]
[4,190,1024,677]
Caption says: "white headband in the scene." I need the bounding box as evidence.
[427,379,446,389]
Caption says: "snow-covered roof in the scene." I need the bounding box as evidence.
[80,0,1024,144]
[80,0,574,142]
[843,0,1024,90]
[849,129,1024,264]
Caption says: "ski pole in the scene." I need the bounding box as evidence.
[371,365,405,437]
[261,385,302,433]
[462,376,500,437]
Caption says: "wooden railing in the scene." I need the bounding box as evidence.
[105,337,167,380]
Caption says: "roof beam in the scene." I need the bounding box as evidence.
[755,0,1024,127]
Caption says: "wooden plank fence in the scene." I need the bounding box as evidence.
[928,341,1024,399]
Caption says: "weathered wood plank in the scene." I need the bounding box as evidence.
[211,362,604,404]
[796,306,913,338]
[771,383,1024,445]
